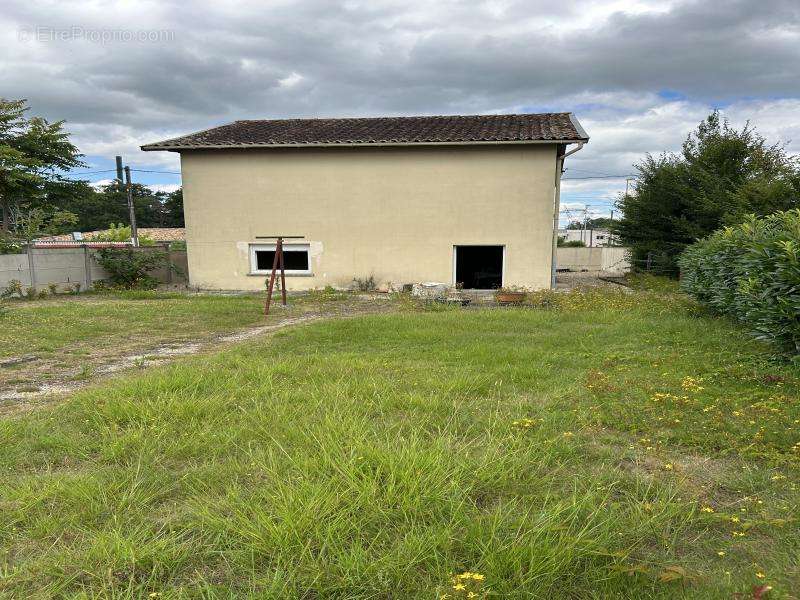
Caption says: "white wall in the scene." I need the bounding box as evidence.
[556,247,630,273]
[0,247,102,292]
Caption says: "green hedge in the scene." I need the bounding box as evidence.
[678,210,800,355]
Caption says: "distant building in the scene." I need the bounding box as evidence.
[558,228,616,247]
[37,228,185,243]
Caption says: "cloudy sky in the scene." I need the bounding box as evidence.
[3,0,800,223]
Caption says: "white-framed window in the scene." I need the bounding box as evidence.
[249,243,312,275]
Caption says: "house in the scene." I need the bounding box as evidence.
[37,228,186,244]
[141,113,588,291]
[557,228,616,247]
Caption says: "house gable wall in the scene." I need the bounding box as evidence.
[180,144,559,290]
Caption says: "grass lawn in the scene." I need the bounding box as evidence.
[0,291,311,359]
[0,289,369,399]
[1,286,798,598]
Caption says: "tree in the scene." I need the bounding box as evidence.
[616,112,800,274]
[163,188,184,227]
[39,182,185,232]
[11,207,78,243]
[0,98,84,231]
[566,217,614,230]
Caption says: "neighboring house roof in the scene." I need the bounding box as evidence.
[37,228,186,243]
[33,241,130,249]
[141,113,589,151]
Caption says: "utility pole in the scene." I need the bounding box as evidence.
[609,210,614,247]
[115,156,124,185]
[582,204,588,245]
[124,166,139,247]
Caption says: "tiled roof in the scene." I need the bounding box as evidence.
[37,228,185,242]
[141,113,588,151]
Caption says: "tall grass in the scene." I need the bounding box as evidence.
[1,298,798,597]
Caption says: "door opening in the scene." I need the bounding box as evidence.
[455,246,503,289]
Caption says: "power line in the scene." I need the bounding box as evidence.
[131,169,181,175]
[68,168,182,176]
[562,174,637,180]
[68,169,118,176]
[564,168,628,176]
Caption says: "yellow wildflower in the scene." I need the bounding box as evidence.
[701,506,714,513]
[717,551,725,556]
[756,572,765,579]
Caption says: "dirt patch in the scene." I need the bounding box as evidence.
[0,297,396,416]
[0,355,39,368]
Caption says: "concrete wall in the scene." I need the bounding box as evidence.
[0,247,187,292]
[556,247,630,273]
[180,144,562,291]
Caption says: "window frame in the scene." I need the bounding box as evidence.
[249,243,312,276]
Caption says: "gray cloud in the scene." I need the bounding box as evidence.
[1,0,799,195]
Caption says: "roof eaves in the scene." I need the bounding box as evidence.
[568,113,590,141]
[141,138,584,152]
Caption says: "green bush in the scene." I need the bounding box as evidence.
[0,235,22,255]
[92,224,155,245]
[2,279,23,299]
[95,247,170,290]
[679,210,800,355]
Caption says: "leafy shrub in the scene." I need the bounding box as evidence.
[679,210,800,355]
[353,276,376,291]
[95,247,171,290]
[24,286,36,300]
[92,224,155,245]
[0,235,22,255]
[48,283,59,295]
[2,279,23,298]
[559,240,586,248]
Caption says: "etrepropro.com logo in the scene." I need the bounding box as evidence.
[17,26,175,44]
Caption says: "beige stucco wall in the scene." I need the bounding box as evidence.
[179,144,560,291]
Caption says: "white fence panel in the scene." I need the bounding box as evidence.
[557,247,630,273]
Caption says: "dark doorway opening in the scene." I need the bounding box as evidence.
[455,246,503,289]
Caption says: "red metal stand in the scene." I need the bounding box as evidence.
[264,237,287,315]
[260,235,303,315]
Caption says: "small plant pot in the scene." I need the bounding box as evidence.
[495,291,526,305]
